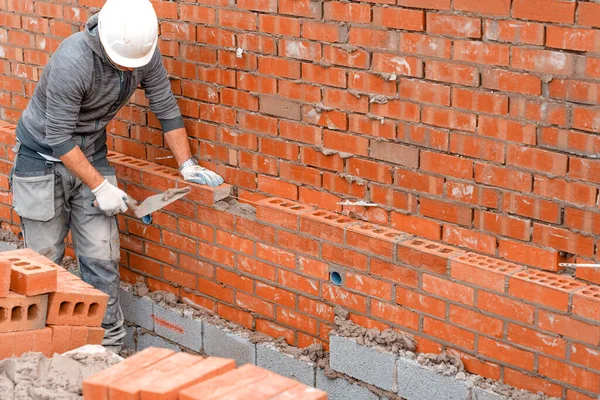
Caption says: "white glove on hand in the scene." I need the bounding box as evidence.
[92,179,129,217]
[181,165,224,187]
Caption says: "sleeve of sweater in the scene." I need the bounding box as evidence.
[141,48,184,133]
[44,55,87,157]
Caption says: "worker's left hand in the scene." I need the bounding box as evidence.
[181,165,224,187]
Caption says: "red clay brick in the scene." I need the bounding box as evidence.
[508,269,586,311]
[180,364,274,399]
[0,291,47,333]
[83,347,176,400]
[110,353,235,400]
[47,284,108,327]
[10,258,57,295]
[0,260,9,298]
[450,252,523,293]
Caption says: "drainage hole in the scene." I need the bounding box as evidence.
[330,271,342,286]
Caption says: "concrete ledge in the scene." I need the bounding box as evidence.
[329,334,397,393]
[257,343,316,386]
[202,322,256,366]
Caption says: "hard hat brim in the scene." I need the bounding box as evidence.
[101,38,157,69]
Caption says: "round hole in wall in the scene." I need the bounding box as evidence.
[330,271,342,286]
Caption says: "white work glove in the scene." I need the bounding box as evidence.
[181,165,224,187]
[92,179,129,217]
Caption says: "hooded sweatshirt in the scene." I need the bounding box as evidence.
[17,13,183,160]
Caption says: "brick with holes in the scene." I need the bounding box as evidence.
[0,292,48,333]
[46,279,109,327]
[508,270,586,312]
[300,209,356,244]
[9,258,57,296]
[256,197,314,230]
[450,253,524,293]
[397,238,465,275]
[0,260,9,298]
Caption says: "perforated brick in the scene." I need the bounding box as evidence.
[0,292,47,333]
[47,278,109,327]
[256,197,314,230]
[572,285,600,321]
[346,223,410,259]
[10,258,57,295]
[300,209,357,244]
[397,238,465,275]
[451,253,524,293]
[508,269,586,311]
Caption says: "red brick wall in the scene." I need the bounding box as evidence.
[0,120,600,397]
[1,0,600,270]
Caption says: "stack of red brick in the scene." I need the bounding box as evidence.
[0,248,109,359]
[83,347,326,400]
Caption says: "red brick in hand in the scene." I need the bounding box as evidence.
[0,292,47,333]
[10,259,57,296]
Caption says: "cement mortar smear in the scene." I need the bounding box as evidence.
[120,282,560,400]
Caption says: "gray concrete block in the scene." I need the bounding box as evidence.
[120,289,154,331]
[138,332,180,352]
[203,323,256,367]
[396,358,471,400]
[0,242,18,252]
[329,334,396,392]
[153,303,202,351]
[256,344,316,386]
[316,369,379,400]
[472,387,507,400]
[123,325,137,351]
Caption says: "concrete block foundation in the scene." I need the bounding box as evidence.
[329,334,397,393]
[153,303,202,351]
[202,322,256,366]
[316,369,379,400]
[256,343,316,386]
[120,285,551,400]
[396,358,471,400]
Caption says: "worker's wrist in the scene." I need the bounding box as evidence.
[179,157,198,172]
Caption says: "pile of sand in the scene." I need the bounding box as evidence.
[0,345,122,400]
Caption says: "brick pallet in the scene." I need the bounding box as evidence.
[83,347,327,400]
[0,248,109,359]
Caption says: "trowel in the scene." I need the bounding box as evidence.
[93,186,191,224]
[130,187,192,224]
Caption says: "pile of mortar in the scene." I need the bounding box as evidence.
[0,345,122,400]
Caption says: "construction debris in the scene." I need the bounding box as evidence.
[0,345,122,400]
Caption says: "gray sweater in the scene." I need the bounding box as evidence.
[18,14,183,159]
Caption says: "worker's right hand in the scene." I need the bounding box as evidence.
[92,179,129,217]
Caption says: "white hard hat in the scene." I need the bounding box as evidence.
[98,0,158,69]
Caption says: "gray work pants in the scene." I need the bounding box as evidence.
[10,151,125,346]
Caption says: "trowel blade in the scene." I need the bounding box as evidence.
[133,187,191,218]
